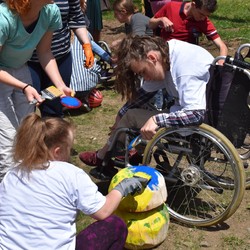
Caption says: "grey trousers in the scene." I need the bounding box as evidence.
[0,64,34,181]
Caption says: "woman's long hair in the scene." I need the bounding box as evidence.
[114,35,170,101]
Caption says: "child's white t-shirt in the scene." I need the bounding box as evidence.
[0,161,106,250]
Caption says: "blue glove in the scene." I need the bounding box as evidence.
[113,177,148,197]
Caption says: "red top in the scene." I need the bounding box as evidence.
[154,1,220,44]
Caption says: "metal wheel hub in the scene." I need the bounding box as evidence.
[181,165,201,186]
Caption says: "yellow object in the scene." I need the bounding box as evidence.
[109,166,167,212]
[115,204,170,249]
[45,86,63,98]
[133,171,152,183]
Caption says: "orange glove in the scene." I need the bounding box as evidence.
[82,43,94,68]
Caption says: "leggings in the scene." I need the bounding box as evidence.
[76,215,127,250]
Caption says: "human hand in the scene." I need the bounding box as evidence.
[22,84,44,104]
[140,116,159,140]
[113,176,149,197]
[57,85,75,97]
[217,59,225,66]
[82,43,94,68]
[160,17,174,33]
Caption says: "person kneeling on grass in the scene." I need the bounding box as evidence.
[0,113,147,250]
[79,35,214,180]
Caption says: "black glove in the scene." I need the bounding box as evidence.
[113,176,149,197]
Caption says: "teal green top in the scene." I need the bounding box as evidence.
[0,3,62,69]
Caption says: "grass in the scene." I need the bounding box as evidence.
[103,0,250,43]
[210,0,250,43]
[222,235,245,249]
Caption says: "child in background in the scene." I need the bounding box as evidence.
[0,113,146,249]
[112,0,153,48]
[0,0,73,182]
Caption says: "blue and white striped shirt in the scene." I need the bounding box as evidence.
[30,0,87,61]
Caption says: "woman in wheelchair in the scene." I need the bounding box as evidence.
[79,35,214,180]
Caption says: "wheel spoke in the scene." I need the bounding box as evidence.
[142,124,246,227]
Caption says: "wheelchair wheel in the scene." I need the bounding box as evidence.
[142,123,246,227]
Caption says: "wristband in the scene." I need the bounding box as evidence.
[22,84,31,94]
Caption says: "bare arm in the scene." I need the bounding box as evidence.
[73,26,91,45]
[90,177,146,220]
[0,46,43,103]
[36,31,73,96]
[149,16,174,32]
[212,37,228,65]
[90,190,123,220]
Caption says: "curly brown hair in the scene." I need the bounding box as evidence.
[114,35,170,101]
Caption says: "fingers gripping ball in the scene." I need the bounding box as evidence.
[115,204,170,249]
[88,88,103,108]
[109,166,167,212]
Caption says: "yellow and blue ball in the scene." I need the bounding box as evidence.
[109,165,167,212]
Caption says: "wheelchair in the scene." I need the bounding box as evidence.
[94,40,114,83]
[98,44,250,227]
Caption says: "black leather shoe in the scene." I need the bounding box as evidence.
[90,167,118,181]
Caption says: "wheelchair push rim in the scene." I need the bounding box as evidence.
[142,123,246,227]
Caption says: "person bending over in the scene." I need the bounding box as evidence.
[149,0,227,64]
[79,35,214,180]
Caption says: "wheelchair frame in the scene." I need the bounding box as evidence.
[94,40,114,83]
[97,44,250,227]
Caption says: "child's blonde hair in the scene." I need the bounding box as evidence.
[13,113,75,172]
